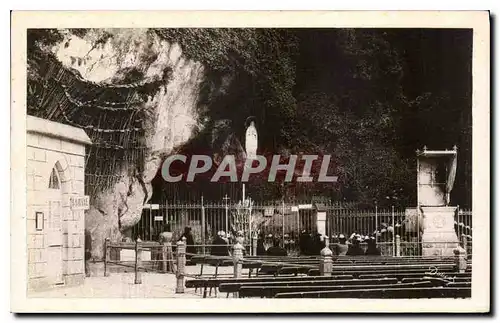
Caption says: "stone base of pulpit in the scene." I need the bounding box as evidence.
[316,211,327,237]
[420,206,459,257]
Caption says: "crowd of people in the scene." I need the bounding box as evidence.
[330,233,381,256]
[151,223,392,258]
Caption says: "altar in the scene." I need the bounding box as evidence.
[417,146,459,256]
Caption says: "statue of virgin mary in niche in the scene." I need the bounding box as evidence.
[245,117,258,161]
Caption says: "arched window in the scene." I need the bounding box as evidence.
[48,167,60,189]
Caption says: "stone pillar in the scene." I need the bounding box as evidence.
[319,237,333,276]
[161,241,168,273]
[233,242,244,278]
[395,235,401,257]
[175,238,186,294]
[134,238,142,284]
[421,206,459,257]
[454,245,467,273]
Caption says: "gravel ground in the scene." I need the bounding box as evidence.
[28,263,235,298]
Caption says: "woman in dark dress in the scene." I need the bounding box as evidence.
[179,226,197,256]
[346,235,364,256]
[256,233,266,256]
[364,236,381,256]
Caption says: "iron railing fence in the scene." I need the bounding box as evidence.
[130,200,472,257]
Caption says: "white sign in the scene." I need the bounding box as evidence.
[120,249,151,261]
[154,216,163,221]
[298,204,313,210]
[70,196,90,210]
[143,204,160,210]
[291,206,299,212]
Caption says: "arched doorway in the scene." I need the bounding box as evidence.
[46,165,64,285]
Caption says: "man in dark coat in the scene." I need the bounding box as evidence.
[211,231,230,257]
[311,232,326,255]
[346,235,364,256]
[299,230,312,256]
[266,239,288,256]
[365,236,381,256]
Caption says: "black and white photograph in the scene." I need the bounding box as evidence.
[10,11,490,313]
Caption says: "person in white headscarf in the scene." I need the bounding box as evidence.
[335,234,349,256]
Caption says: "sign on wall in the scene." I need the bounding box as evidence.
[70,196,90,210]
[35,212,44,231]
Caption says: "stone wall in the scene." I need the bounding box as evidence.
[26,116,91,291]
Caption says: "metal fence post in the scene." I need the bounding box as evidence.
[392,205,395,256]
[296,206,300,240]
[104,238,110,277]
[176,238,186,293]
[252,232,258,256]
[134,238,142,284]
[375,202,379,243]
[149,204,153,241]
[224,195,229,233]
[282,200,285,247]
[248,202,252,254]
[201,195,206,255]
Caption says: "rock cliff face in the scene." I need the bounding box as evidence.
[52,29,205,258]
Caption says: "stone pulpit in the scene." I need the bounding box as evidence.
[417,146,459,256]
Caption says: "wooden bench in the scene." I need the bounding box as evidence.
[239,281,436,298]
[274,287,472,299]
[219,278,399,294]
[242,262,263,278]
[447,282,472,288]
[185,275,354,298]
[400,277,470,286]
[309,266,461,278]
[359,272,471,281]
[330,263,457,270]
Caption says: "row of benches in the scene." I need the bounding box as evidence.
[186,271,471,293]
[185,255,471,298]
[188,254,469,279]
[191,273,471,298]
